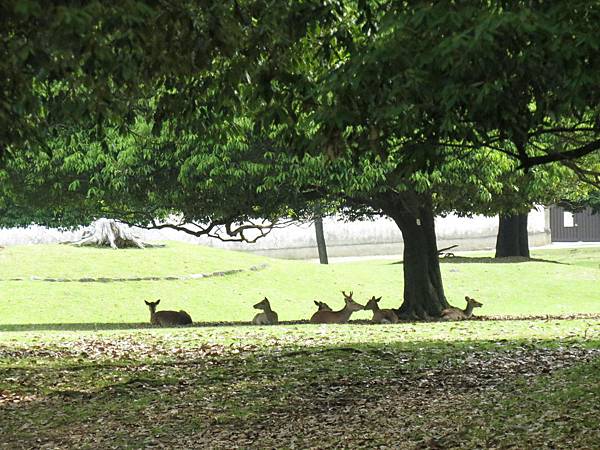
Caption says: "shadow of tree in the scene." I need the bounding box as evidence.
[0,336,597,449]
[390,256,568,265]
[0,320,323,332]
[2,313,599,332]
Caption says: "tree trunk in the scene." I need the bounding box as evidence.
[68,218,161,249]
[314,216,329,264]
[495,213,530,258]
[382,191,449,320]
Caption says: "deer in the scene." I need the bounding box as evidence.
[364,296,399,324]
[144,300,192,326]
[441,296,483,321]
[313,300,332,312]
[310,291,364,324]
[252,297,279,325]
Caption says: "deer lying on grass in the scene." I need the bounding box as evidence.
[364,296,399,324]
[252,297,279,325]
[441,296,483,321]
[310,291,364,324]
[313,300,332,312]
[144,300,192,326]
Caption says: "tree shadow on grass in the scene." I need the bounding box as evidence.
[0,337,598,449]
[3,314,599,332]
[0,320,323,332]
[0,322,249,332]
[390,256,568,265]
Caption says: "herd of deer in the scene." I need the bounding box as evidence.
[144,293,483,327]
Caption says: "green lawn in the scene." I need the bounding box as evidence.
[0,243,599,327]
[0,243,599,448]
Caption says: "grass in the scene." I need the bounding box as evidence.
[0,243,599,327]
[1,322,599,448]
[0,242,599,448]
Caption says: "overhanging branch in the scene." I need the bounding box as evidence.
[120,217,297,243]
[561,160,600,189]
[519,139,600,170]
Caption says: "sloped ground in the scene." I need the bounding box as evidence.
[1,322,599,449]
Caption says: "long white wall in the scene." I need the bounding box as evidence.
[0,208,550,259]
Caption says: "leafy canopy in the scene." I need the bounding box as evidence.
[2,1,600,237]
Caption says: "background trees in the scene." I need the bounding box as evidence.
[2,1,600,317]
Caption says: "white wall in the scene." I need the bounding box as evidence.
[0,207,550,259]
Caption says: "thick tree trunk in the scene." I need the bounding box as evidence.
[314,216,329,264]
[68,219,161,249]
[495,213,530,258]
[383,191,449,320]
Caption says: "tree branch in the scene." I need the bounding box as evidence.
[528,125,599,138]
[519,139,600,170]
[119,217,297,243]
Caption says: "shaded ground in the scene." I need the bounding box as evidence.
[1,326,599,449]
[2,313,600,332]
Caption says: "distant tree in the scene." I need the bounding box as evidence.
[314,216,329,265]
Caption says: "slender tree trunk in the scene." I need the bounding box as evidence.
[495,213,530,258]
[382,191,449,319]
[314,216,329,264]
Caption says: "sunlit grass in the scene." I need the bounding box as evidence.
[0,243,599,328]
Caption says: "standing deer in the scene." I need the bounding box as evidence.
[441,296,483,321]
[313,300,333,312]
[364,296,399,324]
[310,291,364,324]
[252,297,279,325]
[144,300,192,326]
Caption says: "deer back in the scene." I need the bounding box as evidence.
[310,309,348,324]
[440,308,466,321]
[153,310,193,326]
[310,291,363,324]
[252,310,279,325]
[372,308,399,324]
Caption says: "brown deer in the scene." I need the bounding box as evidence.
[313,300,332,312]
[441,296,483,321]
[252,297,279,325]
[144,300,192,326]
[364,296,399,324]
[310,291,364,324]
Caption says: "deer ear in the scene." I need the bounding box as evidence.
[314,300,319,306]
[144,300,150,306]
[156,299,160,305]
[376,297,382,302]
[465,296,470,301]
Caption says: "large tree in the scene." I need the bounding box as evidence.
[2,1,600,318]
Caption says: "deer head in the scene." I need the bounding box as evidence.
[314,300,332,311]
[465,296,483,308]
[253,297,271,310]
[144,299,160,313]
[341,291,364,312]
[364,296,382,311]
